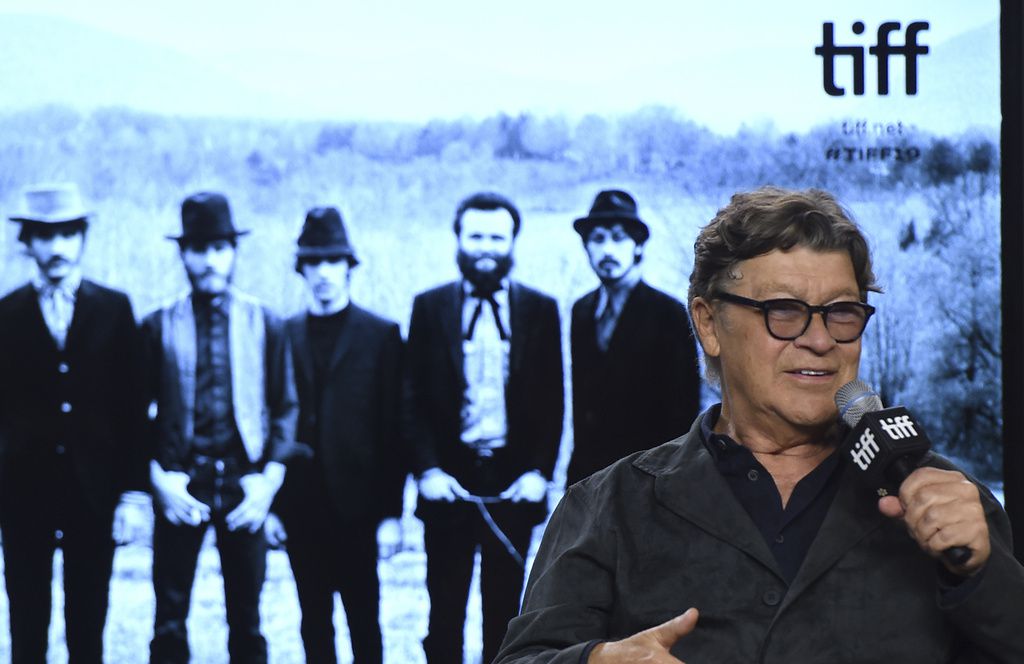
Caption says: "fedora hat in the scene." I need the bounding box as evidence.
[573,189,650,244]
[296,207,360,266]
[167,192,250,243]
[8,183,90,224]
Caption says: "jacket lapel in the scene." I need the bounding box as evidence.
[438,282,463,375]
[17,284,60,355]
[509,282,526,374]
[643,427,784,579]
[63,279,95,352]
[782,463,885,601]
[327,305,363,374]
[288,314,315,389]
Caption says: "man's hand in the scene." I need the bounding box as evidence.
[264,512,288,548]
[113,491,150,545]
[878,466,991,575]
[226,461,286,533]
[589,608,699,663]
[378,517,402,559]
[418,467,469,502]
[499,470,548,503]
[150,461,210,526]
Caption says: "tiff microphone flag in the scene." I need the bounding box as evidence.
[835,379,972,566]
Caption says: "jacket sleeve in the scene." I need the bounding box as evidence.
[943,485,1024,663]
[263,310,300,466]
[658,300,702,443]
[140,310,182,471]
[403,293,441,475]
[529,295,564,479]
[495,484,615,664]
[111,293,150,492]
[376,322,408,518]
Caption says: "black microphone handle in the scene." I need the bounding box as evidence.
[889,457,974,567]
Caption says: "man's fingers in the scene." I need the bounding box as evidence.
[877,495,904,518]
[648,608,699,649]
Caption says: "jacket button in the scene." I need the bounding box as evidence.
[58,362,70,374]
[763,589,782,606]
[61,402,72,413]
[56,444,66,455]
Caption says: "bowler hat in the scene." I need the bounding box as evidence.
[167,192,250,243]
[9,183,90,224]
[296,207,360,266]
[573,189,650,244]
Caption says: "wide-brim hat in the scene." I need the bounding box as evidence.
[167,191,250,243]
[573,189,650,243]
[8,183,90,224]
[296,206,360,265]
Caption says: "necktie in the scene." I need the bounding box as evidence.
[595,300,617,352]
[466,291,509,341]
[39,283,75,349]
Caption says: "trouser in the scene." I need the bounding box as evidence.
[0,454,115,664]
[283,510,384,664]
[149,455,267,664]
[420,501,534,664]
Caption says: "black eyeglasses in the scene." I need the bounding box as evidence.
[714,292,875,343]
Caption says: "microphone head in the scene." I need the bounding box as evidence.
[835,379,884,428]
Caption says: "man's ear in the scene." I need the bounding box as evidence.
[690,296,721,361]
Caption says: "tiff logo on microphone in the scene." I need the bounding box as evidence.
[850,429,880,471]
[880,415,919,440]
[814,21,929,96]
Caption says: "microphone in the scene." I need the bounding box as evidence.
[835,380,972,567]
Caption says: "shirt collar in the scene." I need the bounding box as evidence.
[595,270,641,320]
[307,291,350,316]
[32,267,83,297]
[463,278,510,301]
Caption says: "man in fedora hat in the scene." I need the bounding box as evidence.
[264,206,406,664]
[0,182,149,663]
[142,191,298,664]
[566,189,701,485]
[404,192,563,663]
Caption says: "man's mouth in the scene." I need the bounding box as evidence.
[790,369,833,377]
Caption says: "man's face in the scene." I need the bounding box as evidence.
[585,223,640,284]
[692,246,863,438]
[181,239,236,296]
[456,208,515,291]
[300,256,351,306]
[25,224,85,283]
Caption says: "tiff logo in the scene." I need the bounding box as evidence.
[850,429,880,471]
[815,21,929,96]
[880,415,919,440]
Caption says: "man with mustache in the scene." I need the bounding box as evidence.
[404,192,564,663]
[142,192,298,664]
[566,190,701,485]
[0,183,148,664]
[267,206,406,664]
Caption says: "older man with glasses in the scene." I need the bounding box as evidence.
[496,186,1024,664]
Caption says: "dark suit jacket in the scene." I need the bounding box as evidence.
[277,305,406,523]
[567,280,701,485]
[0,280,147,517]
[404,281,563,523]
[498,415,1024,664]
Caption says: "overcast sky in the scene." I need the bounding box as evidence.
[0,0,1001,133]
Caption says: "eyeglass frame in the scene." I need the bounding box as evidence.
[712,291,876,343]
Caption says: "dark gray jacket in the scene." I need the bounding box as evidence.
[497,415,1024,664]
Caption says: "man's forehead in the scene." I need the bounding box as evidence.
[588,222,630,237]
[461,207,514,234]
[730,248,859,296]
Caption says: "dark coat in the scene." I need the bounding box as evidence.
[404,281,564,524]
[141,294,299,471]
[0,280,147,516]
[278,304,406,523]
[567,280,701,485]
[497,415,1024,664]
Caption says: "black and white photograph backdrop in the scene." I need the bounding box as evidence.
[0,1,1009,662]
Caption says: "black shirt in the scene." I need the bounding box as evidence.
[700,405,842,584]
